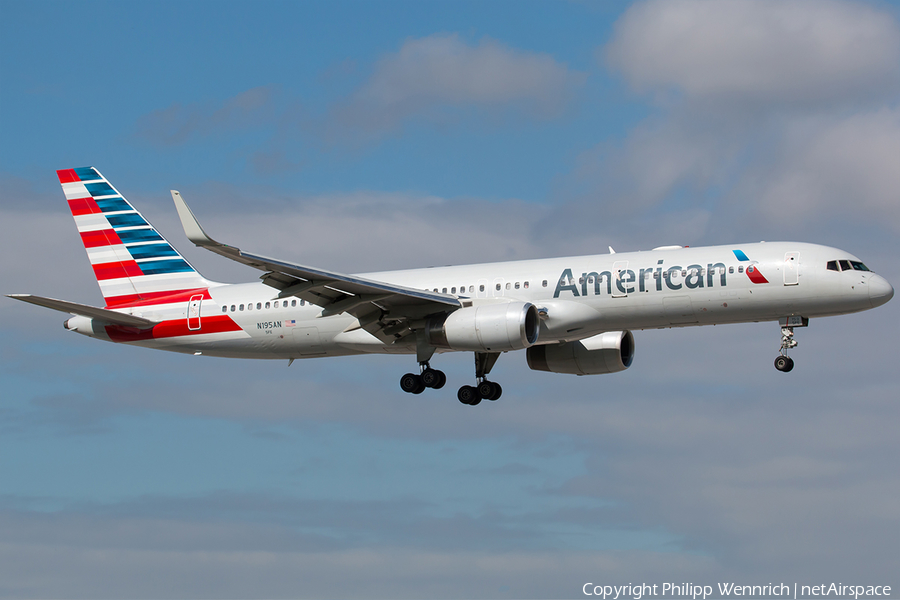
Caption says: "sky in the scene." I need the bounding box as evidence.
[1,1,899,598]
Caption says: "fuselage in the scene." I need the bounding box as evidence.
[65,241,894,360]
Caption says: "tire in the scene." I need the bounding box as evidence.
[458,385,480,405]
[477,381,495,399]
[422,368,447,389]
[488,382,502,401]
[400,373,425,394]
[783,357,794,372]
[774,356,789,372]
[434,370,447,390]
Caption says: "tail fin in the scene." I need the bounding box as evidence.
[57,167,214,307]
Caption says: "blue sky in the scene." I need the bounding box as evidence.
[1,1,899,598]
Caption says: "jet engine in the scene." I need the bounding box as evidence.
[526,330,634,375]
[427,302,540,352]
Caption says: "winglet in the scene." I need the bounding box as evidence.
[171,190,219,247]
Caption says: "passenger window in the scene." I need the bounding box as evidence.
[300,300,305,306]
[469,285,474,293]
[239,304,244,311]
[681,270,686,277]
[506,283,511,290]
[451,287,456,294]
[729,266,734,274]
[247,303,252,311]
[495,283,501,291]
[515,282,520,289]
[222,306,227,313]
[265,302,270,309]
[479,285,485,292]
[442,287,447,294]
[839,260,852,271]
[542,280,548,287]
[291,300,296,307]
[230,305,236,312]
[256,302,261,310]
[524,281,529,289]
[738,266,744,273]
[281,301,287,308]
[827,261,839,272]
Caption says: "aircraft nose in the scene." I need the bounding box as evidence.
[869,274,894,308]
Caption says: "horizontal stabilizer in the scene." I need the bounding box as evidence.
[6,294,158,328]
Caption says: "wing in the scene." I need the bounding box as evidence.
[7,294,158,328]
[171,191,462,340]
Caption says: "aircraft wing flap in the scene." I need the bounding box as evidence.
[7,294,158,328]
[172,191,462,318]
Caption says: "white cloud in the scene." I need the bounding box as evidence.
[328,34,585,137]
[605,0,900,107]
[134,86,277,146]
[754,108,900,230]
[569,0,900,243]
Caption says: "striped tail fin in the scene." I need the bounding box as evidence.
[58,167,215,308]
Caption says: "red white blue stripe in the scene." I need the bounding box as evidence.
[58,167,213,307]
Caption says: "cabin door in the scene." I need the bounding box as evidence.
[187,295,203,331]
[784,252,799,286]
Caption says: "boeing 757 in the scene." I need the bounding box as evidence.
[7,167,894,405]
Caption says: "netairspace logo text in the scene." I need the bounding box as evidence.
[582,583,893,599]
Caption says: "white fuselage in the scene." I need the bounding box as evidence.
[66,241,893,361]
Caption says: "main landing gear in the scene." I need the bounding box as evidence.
[398,352,504,406]
[457,352,502,406]
[399,363,447,394]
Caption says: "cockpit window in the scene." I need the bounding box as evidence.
[839,260,852,271]
[826,260,839,272]
[850,261,870,271]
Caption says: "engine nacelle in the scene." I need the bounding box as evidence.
[428,302,540,352]
[526,330,634,375]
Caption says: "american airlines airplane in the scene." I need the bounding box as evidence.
[8,167,894,405]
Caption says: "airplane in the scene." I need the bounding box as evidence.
[7,167,895,405]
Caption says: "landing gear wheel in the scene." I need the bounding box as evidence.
[477,381,502,401]
[458,385,481,405]
[774,356,794,372]
[400,372,426,394]
[421,368,446,389]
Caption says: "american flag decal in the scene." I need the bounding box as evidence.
[285,319,296,327]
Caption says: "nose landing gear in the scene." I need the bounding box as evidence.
[774,325,798,372]
[774,317,808,373]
